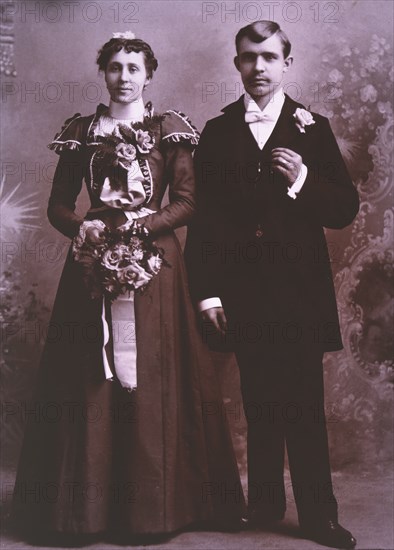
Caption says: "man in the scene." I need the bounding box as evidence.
[185,21,359,549]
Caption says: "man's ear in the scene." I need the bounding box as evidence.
[234,56,240,71]
[283,56,293,73]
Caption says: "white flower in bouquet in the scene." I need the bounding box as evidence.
[117,264,152,290]
[102,244,131,271]
[146,254,163,275]
[128,237,145,261]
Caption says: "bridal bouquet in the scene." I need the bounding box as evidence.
[72,220,164,300]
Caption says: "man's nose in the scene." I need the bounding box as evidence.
[255,56,266,72]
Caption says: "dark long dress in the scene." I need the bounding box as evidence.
[13,105,245,536]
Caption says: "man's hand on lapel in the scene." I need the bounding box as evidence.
[201,307,228,336]
[271,147,303,184]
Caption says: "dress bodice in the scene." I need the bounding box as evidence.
[48,103,199,237]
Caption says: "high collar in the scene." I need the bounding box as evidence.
[86,102,154,144]
[244,88,285,121]
[107,96,145,122]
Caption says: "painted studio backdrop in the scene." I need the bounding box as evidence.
[0,0,393,489]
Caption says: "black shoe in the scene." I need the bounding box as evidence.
[301,519,356,549]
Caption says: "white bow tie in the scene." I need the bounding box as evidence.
[245,111,276,124]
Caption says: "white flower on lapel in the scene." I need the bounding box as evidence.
[293,108,315,133]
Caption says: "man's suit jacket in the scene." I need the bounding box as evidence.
[185,94,359,352]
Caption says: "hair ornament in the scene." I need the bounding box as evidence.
[112,31,136,40]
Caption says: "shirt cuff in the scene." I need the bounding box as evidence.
[198,297,223,312]
[287,163,308,199]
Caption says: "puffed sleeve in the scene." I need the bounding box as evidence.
[140,111,200,236]
[48,113,84,154]
[160,109,200,148]
[47,114,86,238]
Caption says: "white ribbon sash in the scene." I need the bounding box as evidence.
[102,293,137,391]
[101,207,156,390]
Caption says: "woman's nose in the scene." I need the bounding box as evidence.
[120,67,129,81]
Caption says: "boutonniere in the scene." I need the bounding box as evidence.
[293,108,315,133]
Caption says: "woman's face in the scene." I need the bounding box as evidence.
[105,49,150,104]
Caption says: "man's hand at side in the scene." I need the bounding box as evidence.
[201,307,228,336]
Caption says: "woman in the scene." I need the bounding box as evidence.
[13,33,245,542]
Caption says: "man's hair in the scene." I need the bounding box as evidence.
[97,38,158,78]
[235,21,291,58]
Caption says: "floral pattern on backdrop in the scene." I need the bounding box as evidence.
[307,34,393,470]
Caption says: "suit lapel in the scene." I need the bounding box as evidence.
[261,95,301,159]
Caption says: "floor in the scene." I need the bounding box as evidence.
[1,465,393,550]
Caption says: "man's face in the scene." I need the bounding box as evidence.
[235,34,292,100]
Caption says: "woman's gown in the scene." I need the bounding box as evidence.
[13,103,245,535]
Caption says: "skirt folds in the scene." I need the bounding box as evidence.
[13,230,244,535]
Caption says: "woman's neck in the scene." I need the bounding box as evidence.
[108,97,145,120]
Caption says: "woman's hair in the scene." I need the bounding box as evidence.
[97,38,158,78]
[235,21,291,58]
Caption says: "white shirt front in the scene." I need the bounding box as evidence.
[244,88,285,149]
